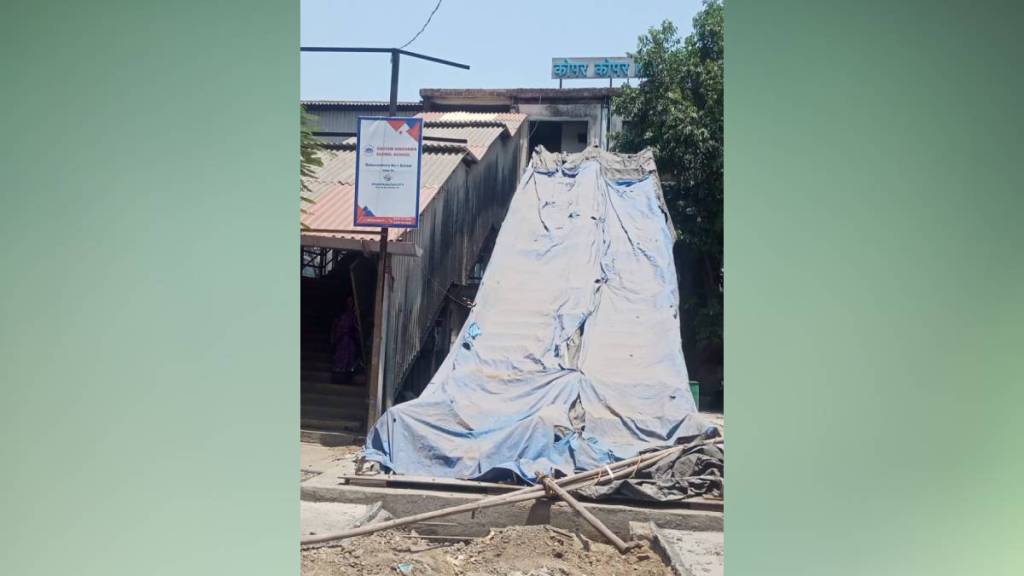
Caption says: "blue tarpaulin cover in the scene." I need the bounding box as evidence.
[362,148,708,482]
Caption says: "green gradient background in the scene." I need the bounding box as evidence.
[727,1,1023,574]
[0,1,297,574]
[0,0,1021,575]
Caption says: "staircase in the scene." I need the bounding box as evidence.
[301,279,368,445]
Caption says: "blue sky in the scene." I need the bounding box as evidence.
[301,0,703,102]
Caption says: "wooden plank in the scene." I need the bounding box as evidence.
[338,475,721,510]
[338,474,520,494]
[337,474,723,512]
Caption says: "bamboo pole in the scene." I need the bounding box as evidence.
[540,475,634,553]
[556,436,723,493]
[301,435,722,546]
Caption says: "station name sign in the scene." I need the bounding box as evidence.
[551,57,643,80]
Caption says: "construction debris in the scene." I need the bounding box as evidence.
[576,442,724,502]
[302,434,722,546]
[301,526,673,576]
[539,475,635,553]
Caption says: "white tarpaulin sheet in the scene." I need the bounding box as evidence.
[363,147,708,482]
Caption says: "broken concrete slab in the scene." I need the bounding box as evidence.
[301,501,373,539]
[654,528,724,576]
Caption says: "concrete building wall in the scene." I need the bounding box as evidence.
[515,101,624,152]
[420,89,626,152]
[517,102,604,149]
[559,121,589,153]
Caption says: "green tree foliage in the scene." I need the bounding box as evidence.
[300,106,323,228]
[614,1,723,375]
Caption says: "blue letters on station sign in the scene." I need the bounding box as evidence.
[551,57,642,80]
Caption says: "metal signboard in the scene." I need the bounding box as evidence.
[551,57,643,79]
[354,116,423,228]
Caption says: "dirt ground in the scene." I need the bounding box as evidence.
[299,413,725,575]
[302,525,672,576]
[302,442,361,479]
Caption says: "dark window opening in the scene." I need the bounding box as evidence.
[528,120,562,153]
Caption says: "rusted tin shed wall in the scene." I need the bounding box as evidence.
[305,104,421,143]
[382,128,525,405]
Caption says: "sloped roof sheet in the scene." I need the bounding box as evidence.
[420,87,621,103]
[302,149,463,241]
[302,183,441,242]
[310,148,466,190]
[418,112,527,136]
[422,125,506,160]
[302,100,422,110]
[301,112,526,242]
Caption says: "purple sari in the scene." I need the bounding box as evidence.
[331,308,359,372]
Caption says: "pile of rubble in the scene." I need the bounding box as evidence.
[301,525,672,576]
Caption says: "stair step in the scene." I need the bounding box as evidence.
[301,341,332,350]
[301,369,334,381]
[300,382,368,397]
[301,392,368,408]
[301,404,366,421]
[301,371,368,383]
[300,428,363,446]
[301,417,364,434]
[300,367,333,377]
[301,372,368,386]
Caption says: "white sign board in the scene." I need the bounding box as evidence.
[354,117,423,228]
[551,57,642,79]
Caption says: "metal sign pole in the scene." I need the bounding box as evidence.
[299,46,468,435]
[366,50,400,433]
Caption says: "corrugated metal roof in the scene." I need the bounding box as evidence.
[302,111,527,240]
[302,150,464,240]
[302,183,440,242]
[302,100,422,109]
[325,138,469,155]
[422,125,506,160]
[309,148,466,189]
[420,87,620,101]
[418,112,527,135]
[320,113,528,160]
